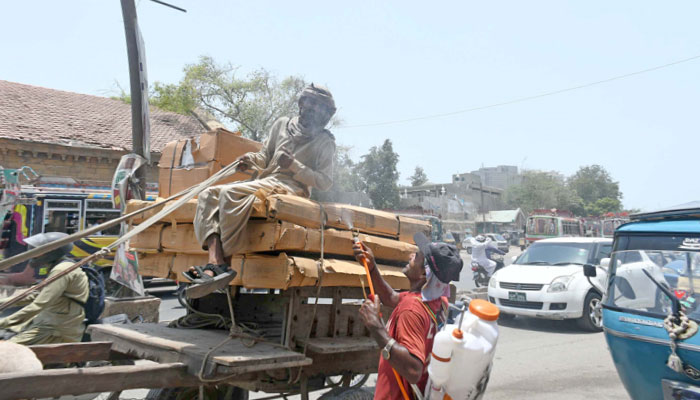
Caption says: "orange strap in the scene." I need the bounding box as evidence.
[392,367,413,400]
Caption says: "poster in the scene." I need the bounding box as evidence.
[111,242,144,296]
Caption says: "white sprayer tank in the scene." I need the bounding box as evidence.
[427,299,500,400]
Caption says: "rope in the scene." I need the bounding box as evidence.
[0,161,241,312]
[664,309,700,379]
[289,204,328,385]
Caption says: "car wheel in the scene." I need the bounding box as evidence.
[577,291,603,332]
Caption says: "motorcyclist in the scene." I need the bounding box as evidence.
[471,234,506,276]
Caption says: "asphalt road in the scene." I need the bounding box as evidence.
[117,246,629,399]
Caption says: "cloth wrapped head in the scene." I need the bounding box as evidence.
[296,83,336,133]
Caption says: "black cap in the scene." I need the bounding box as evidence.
[413,232,463,284]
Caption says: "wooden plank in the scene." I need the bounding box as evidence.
[0,362,199,399]
[152,221,417,263]
[297,337,378,354]
[29,341,119,364]
[266,195,400,237]
[88,323,309,376]
[137,253,410,290]
[126,197,266,224]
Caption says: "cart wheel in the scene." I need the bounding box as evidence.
[146,386,248,400]
[319,387,374,400]
[325,374,370,388]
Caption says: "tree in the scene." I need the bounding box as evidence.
[409,166,428,187]
[356,139,400,209]
[504,171,582,214]
[151,56,307,142]
[567,165,622,216]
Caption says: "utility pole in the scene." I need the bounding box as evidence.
[120,0,150,199]
[480,180,486,233]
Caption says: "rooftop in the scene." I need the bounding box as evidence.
[0,80,204,153]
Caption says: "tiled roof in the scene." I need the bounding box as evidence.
[0,80,204,153]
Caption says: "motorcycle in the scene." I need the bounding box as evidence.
[472,251,505,287]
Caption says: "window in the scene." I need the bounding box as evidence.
[516,242,593,265]
[84,200,121,236]
[43,199,81,235]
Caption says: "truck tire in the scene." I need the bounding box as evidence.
[146,386,248,400]
[319,387,374,400]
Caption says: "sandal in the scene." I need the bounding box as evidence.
[181,264,228,283]
[182,264,237,299]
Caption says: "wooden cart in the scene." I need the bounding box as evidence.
[0,287,382,400]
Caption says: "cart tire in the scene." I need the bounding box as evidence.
[146,386,248,400]
[325,374,370,388]
[319,387,374,400]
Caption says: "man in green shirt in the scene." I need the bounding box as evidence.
[0,232,88,345]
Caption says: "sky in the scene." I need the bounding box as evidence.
[1,1,699,211]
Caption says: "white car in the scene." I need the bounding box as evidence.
[487,237,612,331]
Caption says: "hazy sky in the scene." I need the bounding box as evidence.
[2,1,699,211]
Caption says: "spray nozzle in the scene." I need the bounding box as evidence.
[352,229,361,244]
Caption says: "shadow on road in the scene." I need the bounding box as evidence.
[497,316,600,334]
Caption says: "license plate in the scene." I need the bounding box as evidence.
[508,291,527,302]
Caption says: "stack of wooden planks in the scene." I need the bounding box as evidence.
[126,194,431,290]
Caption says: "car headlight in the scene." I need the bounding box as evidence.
[489,277,497,288]
[547,275,574,292]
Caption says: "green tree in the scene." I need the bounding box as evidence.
[567,165,622,216]
[504,171,581,214]
[156,56,308,141]
[409,166,428,187]
[356,140,400,209]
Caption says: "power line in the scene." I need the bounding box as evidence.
[340,53,700,129]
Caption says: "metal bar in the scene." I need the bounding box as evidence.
[150,0,187,12]
[120,0,147,196]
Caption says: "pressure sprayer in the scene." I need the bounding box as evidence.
[428,299,500,400]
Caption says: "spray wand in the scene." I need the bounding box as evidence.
[353,229,376,299]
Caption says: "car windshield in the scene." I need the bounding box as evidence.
[493,234,505,241]
[606,250,700,321]
[516,242,593,266]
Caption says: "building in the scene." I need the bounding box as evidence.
[0,80,205,189]
[399,174,504,235]
[470,165,521,190]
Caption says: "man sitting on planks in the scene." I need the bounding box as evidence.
[186,84,337,282]
[354,232,463,400]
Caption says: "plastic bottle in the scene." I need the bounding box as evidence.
[427,299,500,400]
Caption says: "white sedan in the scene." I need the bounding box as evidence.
[487,237,612,331]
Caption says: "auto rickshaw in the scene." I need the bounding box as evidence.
[597,201,700,399]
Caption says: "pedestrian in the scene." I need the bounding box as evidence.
[186,84,337,284]
[353,232,463,400]
[0,232,88,345]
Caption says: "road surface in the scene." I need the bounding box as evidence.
[117,246,628,399]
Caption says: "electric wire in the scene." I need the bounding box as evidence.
[340,53,700,129]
